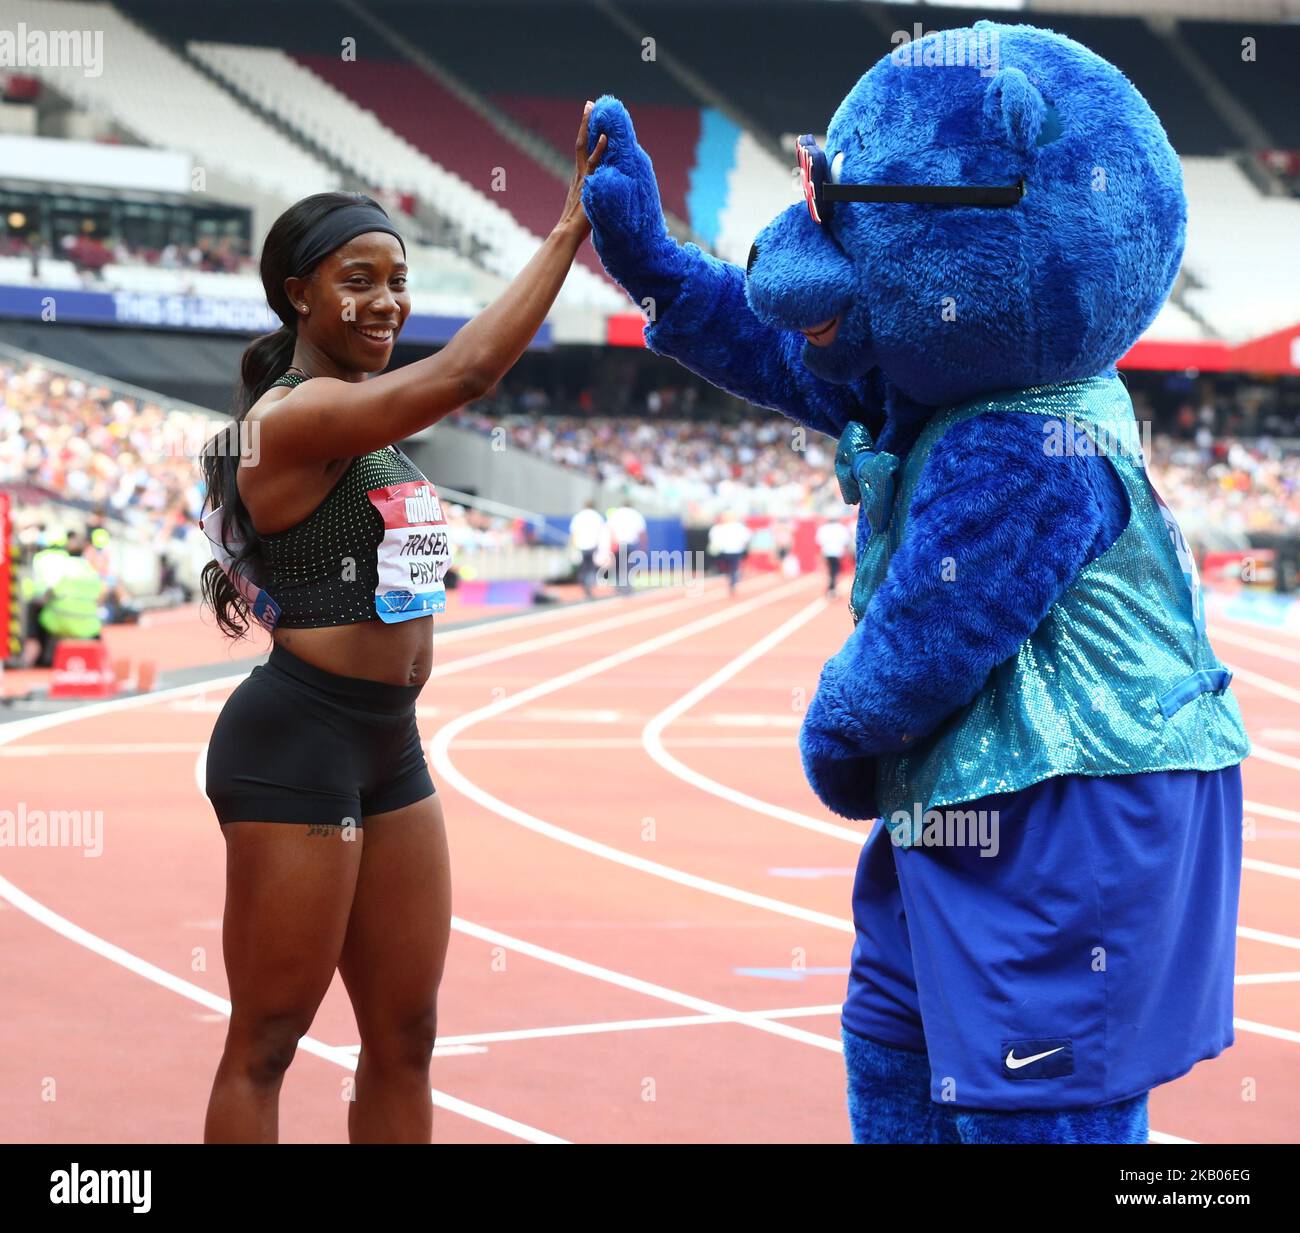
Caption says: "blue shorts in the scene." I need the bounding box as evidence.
[841,766,1243,1110]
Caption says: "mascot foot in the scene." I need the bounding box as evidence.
[954,1092,1150,1144]
[842,1025,959,1143]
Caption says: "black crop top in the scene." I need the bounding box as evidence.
[257,372,449,628]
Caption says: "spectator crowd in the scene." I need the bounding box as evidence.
[451,406,844,521]
[1,231,253,281]
[3,356,1298,598]
[1148,436,1300,552]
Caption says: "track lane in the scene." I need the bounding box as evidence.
[1,585,1296,1142]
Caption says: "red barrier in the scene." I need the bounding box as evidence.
[739,515,854,574]
[49,640,117,699]
[1201,549,1276,590]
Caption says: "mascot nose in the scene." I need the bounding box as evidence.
[746,242,759,275]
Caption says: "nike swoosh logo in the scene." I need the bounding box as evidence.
[1005,1046,1066,1070]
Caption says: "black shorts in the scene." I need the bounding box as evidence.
[205,643,435,827]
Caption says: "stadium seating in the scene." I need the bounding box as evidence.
[618,0,879,146]
[0,0,1294,348]
[874,3,1241,157]
[185,40,621,310]
[4,0,338,202]
[626,0,1239,159]
[383,2,704,234]
[1182,20,1300,151]
[290,52,620,300]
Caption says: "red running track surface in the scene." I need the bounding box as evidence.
[0,573,1297,1142]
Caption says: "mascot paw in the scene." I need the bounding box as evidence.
[800,690,878,821]
[582,95,682,299]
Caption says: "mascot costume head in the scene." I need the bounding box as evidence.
[582,21,1249,1144]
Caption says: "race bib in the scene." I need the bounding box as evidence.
[366,480,452,623]
[1148,479,1205,638]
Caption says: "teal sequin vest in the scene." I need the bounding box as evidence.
[834,375,1250,845]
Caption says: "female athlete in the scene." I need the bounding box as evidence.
[199,105,606,1143]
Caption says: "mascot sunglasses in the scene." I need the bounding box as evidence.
[797,134,1024,224]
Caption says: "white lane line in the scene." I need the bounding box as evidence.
[333,1043,488,1057]
[186,590,735,803]
[1233,1018,1300,1046]
[516,708,622,724]
[432,585,702,649]
[449,738,650,752]
[450,736,802,751]
[339,1003,846,1051]
[422,586,720,683]
[429,576,855,936]
[1245,800,1300,825]
[0,593,763,1143]
[0,743,207,756]
[0,583,727,749]
[1243,858,1300,881]
[1210,626,1300,662]
[703,714,803,728]
[1249,745,1300,774]
[1235,972,1300,986]
[0,872,566,1144]
[634,615,1300,906]
[0,671,254,747]
[450,916,840,1054]
[642,597,866,845]
[1227,668,1300,708]
[1237,926,1300,952]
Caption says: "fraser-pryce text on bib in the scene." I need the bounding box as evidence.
[366,480,452,622]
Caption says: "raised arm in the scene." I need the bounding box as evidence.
[581,96,880,440]
[251,108,608,463]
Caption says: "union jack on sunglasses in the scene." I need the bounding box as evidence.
[796,134,1024,224]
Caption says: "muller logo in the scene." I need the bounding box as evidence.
[403,485,443,525]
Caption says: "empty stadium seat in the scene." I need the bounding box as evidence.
[3,0,339,203]
[187,41,621,311]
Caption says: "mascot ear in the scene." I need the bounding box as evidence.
[983,67,1058,153]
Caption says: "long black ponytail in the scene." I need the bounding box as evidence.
[199,191,394,638]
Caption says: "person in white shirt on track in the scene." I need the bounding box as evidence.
[568,500,607,598]
[815,516,853,599]
[708,510,752,596]
[606,499,647,594]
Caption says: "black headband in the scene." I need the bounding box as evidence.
[289,202,406,282]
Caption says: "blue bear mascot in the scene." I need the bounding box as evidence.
[582,21,1250,1143]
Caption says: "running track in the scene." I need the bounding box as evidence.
[1,573,1297,1143]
